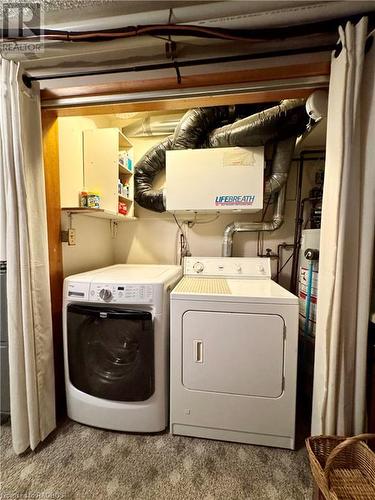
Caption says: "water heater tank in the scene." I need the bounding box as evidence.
[166,147,264,213]
[298,229,320,337]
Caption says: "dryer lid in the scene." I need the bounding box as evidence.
[171,276,298,304]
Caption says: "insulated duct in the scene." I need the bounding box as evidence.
[123,114,181,137]
[265,136,298,195]
[134,136,173,213]
[172,107,231,150]
[134,99,308,212]
[135,106,233,211]
[207,99,306,148]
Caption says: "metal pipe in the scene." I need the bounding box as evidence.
[222,184,286,257]
[290,153,305,293]
[276,242,295,283]
[221,130,299,257]
[289,149,325,293]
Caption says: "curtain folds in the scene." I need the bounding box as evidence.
[0,58,56,453]
[311,18,375,436]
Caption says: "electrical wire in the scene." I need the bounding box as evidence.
[187,213,220,227]
[2,24,268,43]
[171,213,191,264]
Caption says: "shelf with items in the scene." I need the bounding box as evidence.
[117,130,134,218]
[79,127,136,219]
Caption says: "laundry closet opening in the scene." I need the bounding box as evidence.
[42,84,327,426]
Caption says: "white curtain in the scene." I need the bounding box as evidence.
[312,18,375,436]
[0,58,56,453]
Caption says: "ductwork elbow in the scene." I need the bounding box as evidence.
[269,212,284,231]
[265,173,288,196]
[222,222,237,257]
[222,185,286,257]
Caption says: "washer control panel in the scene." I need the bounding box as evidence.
[89,284,154,303]
[184,257,271,279]
[66,282,153,303]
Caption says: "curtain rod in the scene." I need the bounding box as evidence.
[22,43,335,88]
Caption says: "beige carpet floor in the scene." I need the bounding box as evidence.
[1,419,312,500]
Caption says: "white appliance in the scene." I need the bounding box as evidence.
[63,264,182,432]
[170,257,299,449]
[166,147,264,213]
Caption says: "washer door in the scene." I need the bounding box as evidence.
[67,304,154,401]
[182,311,284,398]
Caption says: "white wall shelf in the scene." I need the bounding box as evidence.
[118,195,133,203]
[61,207,137,221]
[119,131,133,149]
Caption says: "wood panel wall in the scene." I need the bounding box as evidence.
[41,62,330,101]
[41,110,65,415]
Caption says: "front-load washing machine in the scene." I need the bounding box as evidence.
[63,264,181,432]
[170,257,298,449]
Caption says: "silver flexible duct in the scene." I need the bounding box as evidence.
[264,136,297,195]
[207,99,305,148]
[222,184,286,257]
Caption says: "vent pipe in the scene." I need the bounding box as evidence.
[123,114,181,137]
[221,133,297,257]
[222,184,286,257]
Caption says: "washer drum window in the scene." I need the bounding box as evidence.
[67,304,154,402]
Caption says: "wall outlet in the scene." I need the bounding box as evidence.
[68,228,76,246]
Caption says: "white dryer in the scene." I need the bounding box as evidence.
[63,264,181,432]
[170,257,298,449]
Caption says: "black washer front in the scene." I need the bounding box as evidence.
[67,304,154,401]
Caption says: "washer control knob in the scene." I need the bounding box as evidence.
[193,261,204,273]
[257,265,265,274]
[99,288,112,301]
[236,264,242,272]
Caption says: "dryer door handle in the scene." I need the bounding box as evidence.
[194,340,203,363]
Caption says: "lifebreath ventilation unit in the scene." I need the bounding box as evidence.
[166,147,264,213]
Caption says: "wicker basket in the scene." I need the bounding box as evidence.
[306,433,375,499]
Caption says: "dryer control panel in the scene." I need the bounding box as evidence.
[184,257,271,279]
